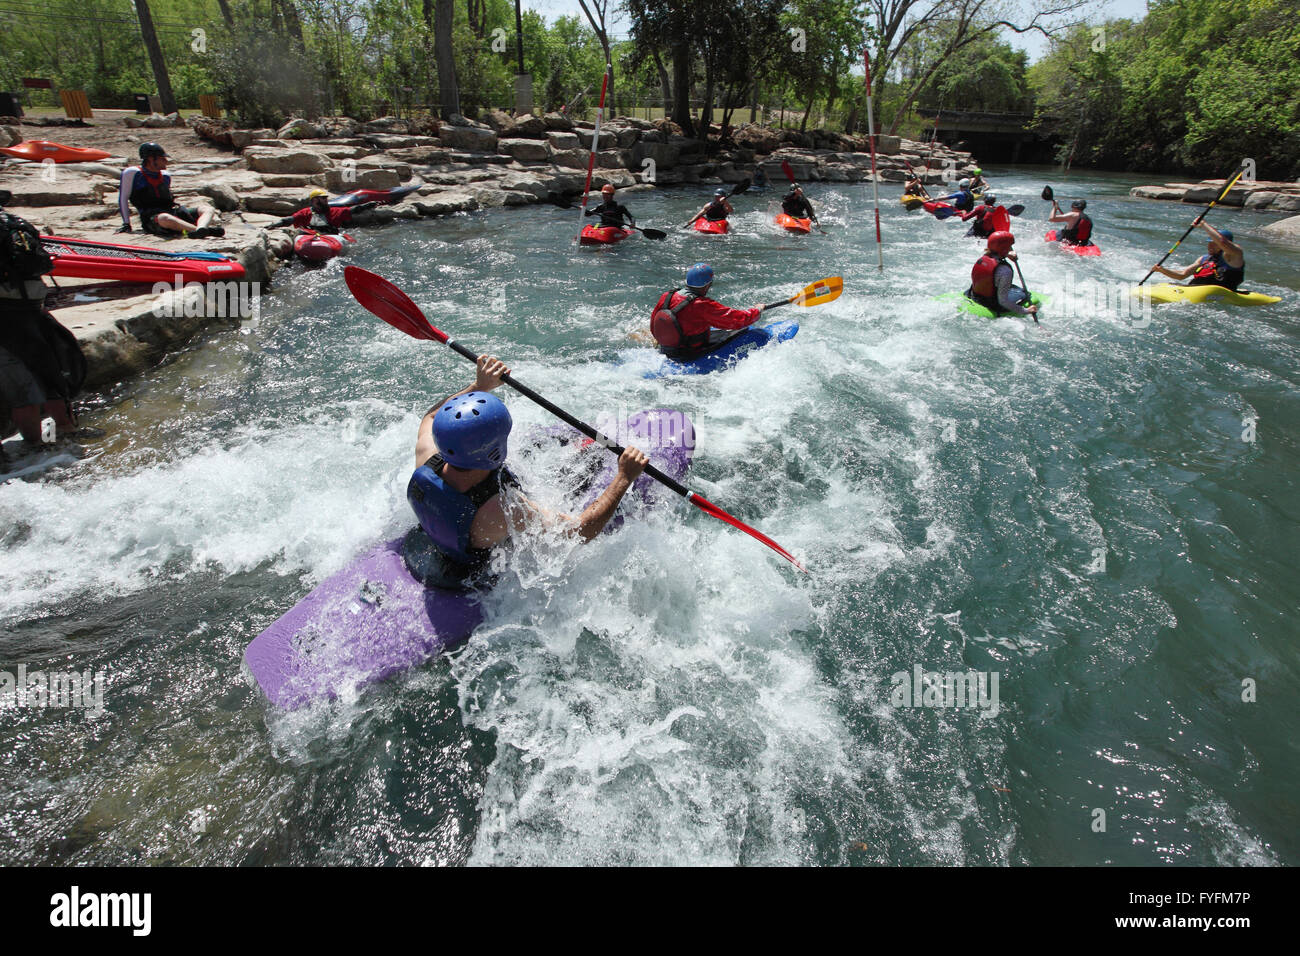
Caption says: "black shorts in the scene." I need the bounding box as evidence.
[141,205,200,236]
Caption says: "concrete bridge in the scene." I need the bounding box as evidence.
[914,108,1055,163]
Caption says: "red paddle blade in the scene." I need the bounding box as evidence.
[781,160,796,184]
[344,266,448,343]
[688,493,808,574]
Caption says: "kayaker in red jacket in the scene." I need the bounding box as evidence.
[965,231,1038,319]
[271,190,376,233]
[960,193,1000,238]
[650,262,766,356]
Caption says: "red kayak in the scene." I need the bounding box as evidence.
[580,224,634,245]
[923,200,956,217]
[294,231,355,261]
[775,214,812,234]
[328,182,422,208]
[0,141,112,164]
[692,218,729,235]
[1045,229,1101,256]
[42,236,245,284]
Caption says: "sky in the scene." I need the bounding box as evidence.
[523,0,1155,64]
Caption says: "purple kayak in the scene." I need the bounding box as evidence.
[244,409,695,709]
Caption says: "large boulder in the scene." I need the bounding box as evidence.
[438,124,498,153]
[546,131,581,151]
[229,128,276,150]
[385,146,453,165]
[872,134,902,155]
[512,114,547,138]
[242,147,331,174]
[277,118,325,139]
[574,127,617,150]
[364,116,409,133]
[362,133,440,151]
[194,182,241,211]
[542,112,574,131]
[260,174,323,188]
[1260,214,1300,240]
[483,110,517,134]
[606,125,640,149]
[242,191,304,215]
[548,148,589,170]
[498,138,549,163]
[1182,182,1251,206]
[324,167,400,191]
[630,141,680,171]
[0,125,20,147]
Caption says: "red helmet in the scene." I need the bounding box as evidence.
[988,231,1015,255]
[601,184,615,197]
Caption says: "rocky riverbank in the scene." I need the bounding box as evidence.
[1,110,979,397]
[1129,178,1300,213]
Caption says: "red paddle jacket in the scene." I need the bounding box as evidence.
[650,291,762,350]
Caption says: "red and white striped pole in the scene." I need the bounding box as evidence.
[863,46,883,271]
[576,63,611,243]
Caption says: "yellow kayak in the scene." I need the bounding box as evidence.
[1134,283,1281,307]
[901,195,926,210]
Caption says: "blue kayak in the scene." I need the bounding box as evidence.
[643,319,799,378]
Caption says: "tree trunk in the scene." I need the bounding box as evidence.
[279,1,305,47]
[670,40,693,135]
[431,0,460,119]
[799,93,813,132]
[651,49,672,117]
[215,0,234,27]
[700,61,714,135]
[133,0,176,114]
[750,80,758,124]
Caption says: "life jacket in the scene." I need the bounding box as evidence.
[1062,213,1092,244]
[954,189,974,212]
[406,455,518,578]
[0,212,54,292]
[969,206,997,237]
[970,254,1000,299]
[704,199,727,222]
[782,193,811,217]
[650,288,705,350]
[1190,251,1244,291]
[129,168,174,212]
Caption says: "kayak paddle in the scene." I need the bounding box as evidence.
[763,276,843,311]
[1011,258,1040,324]
[1139,163,1247,286]
[628,224,668,241]
[1041,185,1054,201]
[780,160,827,234]
[343,266,808,573]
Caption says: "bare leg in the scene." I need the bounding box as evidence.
[152,213,194,234]
[194,203,216,229]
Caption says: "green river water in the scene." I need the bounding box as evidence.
[1,166,1296,865]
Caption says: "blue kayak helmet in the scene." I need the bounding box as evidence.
[433,392,511,470]
[714,188,727,197]
[686,261,714,290]
[1218,228,1234,242]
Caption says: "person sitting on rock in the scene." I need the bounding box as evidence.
[0,190,90,453]
[1150,221,1245,291]
[271,189,376,234]
[117,142,225,239]
[585,184,636,229]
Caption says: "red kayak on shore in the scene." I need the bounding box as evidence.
[580,224,634,245]
[328,181,422,207]
[294,231,355,261]
[693,218,729,234]
[42,235,245,284]
[0,141,112,164]
[1045,230,1101,256]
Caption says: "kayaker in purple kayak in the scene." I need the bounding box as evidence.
[405,355,649,587]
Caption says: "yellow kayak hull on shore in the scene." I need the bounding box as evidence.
[1134,283,1281,307]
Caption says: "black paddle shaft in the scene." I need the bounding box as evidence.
[443,337,691,499]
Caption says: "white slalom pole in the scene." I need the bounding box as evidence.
[576,63,611,243]
[863,47,883,271]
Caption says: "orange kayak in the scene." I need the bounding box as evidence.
[0,140,112,164]
[580,224,635,245]
[775,214,812,234]
[692,218,729,234]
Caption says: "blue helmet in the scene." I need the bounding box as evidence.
[686,262,714,289]
[433,391,511,470]
[1218,228,1234,242]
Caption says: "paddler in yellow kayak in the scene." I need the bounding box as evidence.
[1148,222,1245,291]
[405,355,648,587]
